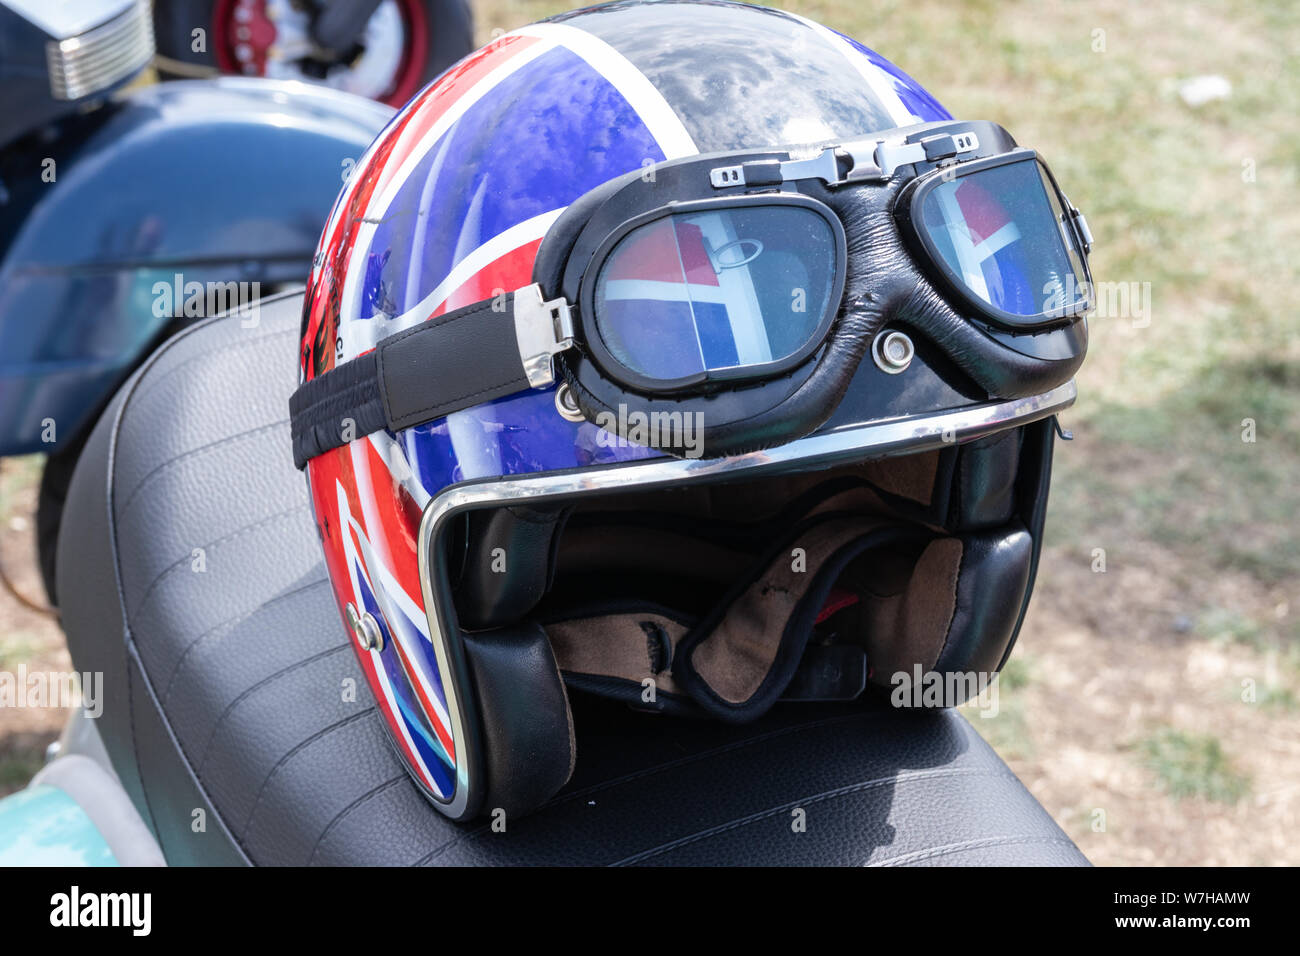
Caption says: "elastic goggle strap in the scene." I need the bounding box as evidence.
[289,285,572,469]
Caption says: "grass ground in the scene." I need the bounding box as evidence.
[2,0,1297,865]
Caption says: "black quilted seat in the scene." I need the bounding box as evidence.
[57,292,1088,866]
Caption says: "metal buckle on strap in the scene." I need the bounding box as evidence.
[513,284,574,388]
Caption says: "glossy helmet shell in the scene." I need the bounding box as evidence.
[298,0,954,800]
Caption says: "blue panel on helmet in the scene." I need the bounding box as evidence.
[361,45,667,319]
[839,34,952,124]
[402,390,661,496]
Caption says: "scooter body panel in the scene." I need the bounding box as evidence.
[0,712,166,867]
[0,77,392,455]
[0,784,118,866]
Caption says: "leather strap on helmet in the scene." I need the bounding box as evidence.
[289,292,530,469]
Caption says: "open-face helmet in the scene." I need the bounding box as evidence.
[291,0,1092,820]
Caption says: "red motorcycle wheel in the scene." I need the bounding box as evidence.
[209,0,438,107]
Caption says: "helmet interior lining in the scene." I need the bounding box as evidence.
[443,428,1042,717]
[451,451,973,712]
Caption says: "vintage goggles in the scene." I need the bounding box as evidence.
[291,119,1093,469]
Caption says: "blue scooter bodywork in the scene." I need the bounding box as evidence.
[0,77,392,455]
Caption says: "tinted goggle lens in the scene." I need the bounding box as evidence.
[591,204,840,386]
[917,157,1089,321]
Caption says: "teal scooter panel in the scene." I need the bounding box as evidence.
[0,784,117,867]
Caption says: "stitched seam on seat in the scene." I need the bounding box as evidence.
[413,830,480,867]
[123,640,157,846]
[196,642,351,770]
[306,774,408,866]
[868,835,1083,867]
[609,766,1014,867]
[127,502,309,623]
[411,712,875,865]
[160,577,328,705]
[99,304,303,867]
[241,706,377,837]
[117,418,290,519]
[109,323,238,860]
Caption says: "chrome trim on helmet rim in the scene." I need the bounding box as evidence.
[414,380,1076,817]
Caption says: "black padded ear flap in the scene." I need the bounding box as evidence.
[462,622,575,819]
[454,507,566,629]
[931,525,1033,680]
[931,421,1042,681]
[949,429,1023,530]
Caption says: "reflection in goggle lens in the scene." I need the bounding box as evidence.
[919,159,1088,319]
[594,206,838,382]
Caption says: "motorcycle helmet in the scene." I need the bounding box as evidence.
[291,0,1091,821]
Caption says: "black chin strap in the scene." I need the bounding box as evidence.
[290,288,563,469]
[545,519,930,721]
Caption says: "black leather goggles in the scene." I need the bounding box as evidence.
[291,119,1093,468]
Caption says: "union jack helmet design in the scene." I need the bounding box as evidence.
[297,0,1087,820]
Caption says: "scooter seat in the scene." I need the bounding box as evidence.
[57,291,1088,866]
